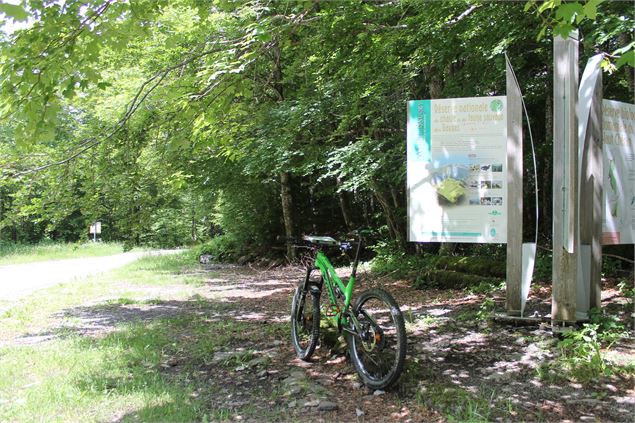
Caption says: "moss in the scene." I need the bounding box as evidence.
[413,269,503,290]
[319,320,346,354]
[371,242,507,289]
[431,256,506,278]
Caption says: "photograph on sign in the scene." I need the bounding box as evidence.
[407,96,507,243]
[601,100,635,245]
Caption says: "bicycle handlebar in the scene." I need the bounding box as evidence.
[282,233,364,278]
[279,234,361,249]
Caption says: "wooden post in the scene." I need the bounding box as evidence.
[552,33,579,324]
[579,63,603,310]
[506,58,523,316]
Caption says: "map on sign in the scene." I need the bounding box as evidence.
[407,96,508,243]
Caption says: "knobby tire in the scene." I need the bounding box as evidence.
[290,285,320,360]
[348,288,406,390]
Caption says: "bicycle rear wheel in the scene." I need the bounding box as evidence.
[290,285,320,360]
[348,288,406,389]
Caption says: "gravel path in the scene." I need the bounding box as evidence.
[0,250,180,302]
[1,259,632,421]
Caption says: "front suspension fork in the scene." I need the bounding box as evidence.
[302,266,323,293]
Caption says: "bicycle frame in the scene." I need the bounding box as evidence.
[301,238,363,331]
[315,250,355,314]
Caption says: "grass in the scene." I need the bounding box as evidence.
[0,250,293,422]
[0,320,217,422]
[416,383,517,422]
[0,241,139,266]
[1,253,222,420]
[404,311,438,332]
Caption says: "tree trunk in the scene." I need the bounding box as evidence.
[374,189,405,249]
[360,192,372,228]
[626,66,634,103]
[191,205,197,243]
[390,187,399,208]
[271,39,295,258]
[337,178,354,231]
[280,171,295,259]
[428,68,443,98]
[0,189,3,236]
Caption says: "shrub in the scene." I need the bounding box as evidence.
[370,240,426,279]
[194,235,240,262]
[213,185,281,250]
[553,308,631,382]
[370,241,506,289]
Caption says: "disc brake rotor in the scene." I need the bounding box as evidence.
[360,323,377,352]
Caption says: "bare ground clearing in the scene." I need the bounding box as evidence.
[4,263,634,422]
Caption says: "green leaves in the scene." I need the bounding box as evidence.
[527,0,632,71]
[0,3,29,21]
[0,0,632,250]
[614,42,635,68]
[554,3,584,23]
[582,0,601,20]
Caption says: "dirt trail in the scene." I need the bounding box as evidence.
[190,265,633,422]
[5,262,634,422]
[0,250,180,302]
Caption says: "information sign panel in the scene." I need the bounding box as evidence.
[602,100,635,245]
[407,96,508,243]
[90,222,102,235]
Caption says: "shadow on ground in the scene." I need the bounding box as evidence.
[9,264,635,422]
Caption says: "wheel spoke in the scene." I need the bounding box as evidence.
[349,288,406,389]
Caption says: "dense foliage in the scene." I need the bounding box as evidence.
[0,0,632,253]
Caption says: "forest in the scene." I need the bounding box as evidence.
[0,0,633,260]
[1,2,634,421]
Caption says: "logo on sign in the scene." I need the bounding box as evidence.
[490,99,504,113]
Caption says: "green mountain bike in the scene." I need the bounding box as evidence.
[289,234,406,390]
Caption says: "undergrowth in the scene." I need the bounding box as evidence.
[370,241,505,290]
[193,235,241,262]
[540,308,634,384]
[416,383,514,422]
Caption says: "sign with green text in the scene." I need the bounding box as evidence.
[407,96,508,243]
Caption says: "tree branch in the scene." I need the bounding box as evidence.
[8,34,256,176]
[446,5,481,26]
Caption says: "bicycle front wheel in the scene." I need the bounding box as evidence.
[290,285,320,360]
[348,288,406,389]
